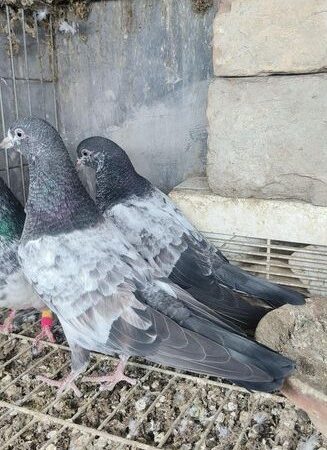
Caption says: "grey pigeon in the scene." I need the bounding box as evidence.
[3,117,295,396]
[0,172,55,344]
[76,137,305,332]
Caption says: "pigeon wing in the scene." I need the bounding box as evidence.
[19,220,293,391]
[108,190,269,328]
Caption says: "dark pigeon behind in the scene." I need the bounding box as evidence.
[76,137,305,332]
[0,176,44,312]
[6,117,296,393]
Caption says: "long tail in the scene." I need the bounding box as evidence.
[142,281,294,392]
[146,307,294,392]
[213,261,305,307]
[138,282,295,393]
[181,314,294,392]
[186,285,269,331]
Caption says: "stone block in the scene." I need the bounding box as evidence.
[213,0,327,76]
[207,75,327,206]
[169,177,327,246]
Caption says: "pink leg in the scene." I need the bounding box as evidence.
[0,309,16,334]
[33,310,55,353]
[83,356,136,391]
[36,372,82,398]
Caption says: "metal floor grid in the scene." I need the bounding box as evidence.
[0,312,325,450]
[0,6,326,450]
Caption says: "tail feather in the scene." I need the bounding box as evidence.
[214,262,306,307]
[186,285,269,331]
[180,314,294,392]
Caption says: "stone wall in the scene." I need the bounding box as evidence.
[207,0,327,206]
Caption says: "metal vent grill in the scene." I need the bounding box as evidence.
[204,232,327,298]
[0,313,326,450]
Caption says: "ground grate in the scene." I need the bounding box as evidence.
[0,311,326,450]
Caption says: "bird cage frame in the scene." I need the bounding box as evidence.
[0,3,326,449]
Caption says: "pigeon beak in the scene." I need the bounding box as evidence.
[0,136,13,150]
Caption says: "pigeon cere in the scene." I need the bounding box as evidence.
[0,2,326,449]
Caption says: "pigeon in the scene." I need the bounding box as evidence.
[0,154,55,345]
[1,117,295,396]
[76,137,305,332]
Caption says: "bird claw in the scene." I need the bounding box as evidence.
[36,374,82,398]
[0,322,13,335]
[0,310,16,335]
[83,360,136,392]
[32,325,56,355]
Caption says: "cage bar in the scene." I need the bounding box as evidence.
[0,4,326,449]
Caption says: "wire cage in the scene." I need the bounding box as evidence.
[0,4,58,204]
[0,3,326,450]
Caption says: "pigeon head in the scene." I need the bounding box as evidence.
[76,136,134,174]
[76,137,151,211]
[0,117,63,163]
[1,117,102,240]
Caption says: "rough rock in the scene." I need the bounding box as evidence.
[256,298,327,436]
[289,246,327,296]
[213,0,327,76]
[207,75,327,206]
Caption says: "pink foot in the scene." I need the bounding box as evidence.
[83,358,136,391]
[36,372,82,398]
[0,310,16,334]
[33,325,56,354]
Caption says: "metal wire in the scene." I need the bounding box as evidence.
[0,82,11,187]
[5,5,26,204]
[0,327,296,450]
[0,7,58,204]
[0,6,326,449]
[21,9,32,116]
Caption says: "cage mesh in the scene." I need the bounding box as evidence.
[0,313,326,449]
[0,5,326,449]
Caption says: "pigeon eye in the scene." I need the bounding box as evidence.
[81,149,90,157]
[15,129,24,139]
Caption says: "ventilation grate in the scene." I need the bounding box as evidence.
[204,231,327,297]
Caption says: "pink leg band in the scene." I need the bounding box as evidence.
[41,317,53,328]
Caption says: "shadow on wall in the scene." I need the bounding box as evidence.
[56,0,216,193]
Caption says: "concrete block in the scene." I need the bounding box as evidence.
[169,177,327,246]
[207,75,327,206]
[213,0,327,76]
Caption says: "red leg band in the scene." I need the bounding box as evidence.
[41,317,53,328]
